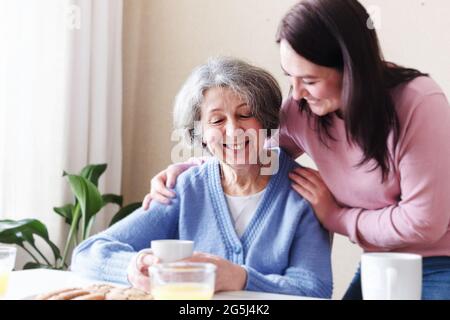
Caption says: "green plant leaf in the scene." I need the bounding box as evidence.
[53,204,74,225]
[65,174,103,239]
[83,194,122,237]
[0,219,46,246]
[23,262,53,270]
[45,240,63,265]
[102,194,123,208]
[80,164,107,187]
[109,202,141,226]
[59,204,81,269]
[0,222,24,245]
[0,219,61,263]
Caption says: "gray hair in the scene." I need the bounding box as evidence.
[173,57,282,147]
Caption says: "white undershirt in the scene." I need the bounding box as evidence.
[224,188,266,237]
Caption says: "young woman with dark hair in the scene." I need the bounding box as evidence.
[144,0,450,299]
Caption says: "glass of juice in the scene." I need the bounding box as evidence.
[149,262,216,300]
[0,246,17,298]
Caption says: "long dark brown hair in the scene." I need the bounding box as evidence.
[276,0,427,181]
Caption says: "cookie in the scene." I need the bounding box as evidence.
[34,284,153,300]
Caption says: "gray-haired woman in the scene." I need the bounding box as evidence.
[71,57,333,298]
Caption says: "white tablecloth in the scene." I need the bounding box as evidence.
[3,269,318,300]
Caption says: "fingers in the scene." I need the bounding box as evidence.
[143,191,172,210]
[141,255,159,267]
[291,181,314,203]
[289,168,319,204]
[150,191,173,205]
[290,167,324,188]
[302,167,322,180]
[182,256,206,264]
[136,254,159,275]
[134,254,150,275]
[142,194,152,210]
[182,254,208,263]
[149,171,176,206]
[182,252,218,264]
[127,254,153,293]
[289,171,316,190]
[128,272,151,293]
[165,164,186,189]
[148,162,194,206]
[290,167,335,209]
[151,173,176,199]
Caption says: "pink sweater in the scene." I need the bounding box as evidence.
[277,76,450,256]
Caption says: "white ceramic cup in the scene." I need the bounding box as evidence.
[140,240,194,263]
[361,252,422,300]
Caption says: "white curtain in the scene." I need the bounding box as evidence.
[0,0,123,267]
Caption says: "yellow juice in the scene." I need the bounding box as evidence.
[0,272,10,296]
[152,283,214,300]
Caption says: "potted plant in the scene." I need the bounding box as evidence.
[0,164,141,270]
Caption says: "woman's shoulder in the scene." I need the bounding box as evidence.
[173,160,212,192]
[269,153,320,225]
[270,149,307,200]
[268,148,298,173]
[392,76,446,106]
[392,76,449,121]
[277,147,302,171]
[280,98,309,124]
[391,76,450,153]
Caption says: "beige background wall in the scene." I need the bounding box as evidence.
[122,0,450,299]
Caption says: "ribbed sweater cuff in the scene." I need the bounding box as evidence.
[323,206,360,243]
[102,251,136,285]
[243,266,331,298]
[244,266,277,292]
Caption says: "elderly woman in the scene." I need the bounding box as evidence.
[71,57,332,298]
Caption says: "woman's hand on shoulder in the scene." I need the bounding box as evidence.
[142,158,208,210]
[141,164,187,210]
[288,167,341,226]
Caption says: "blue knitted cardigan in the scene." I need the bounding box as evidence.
[71,149,333,298]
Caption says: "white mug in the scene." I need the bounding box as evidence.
[361,252,422,300]
[149,239,194,263]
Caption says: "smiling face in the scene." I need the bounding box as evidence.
[200,87,264,168]
[280,39,343,116]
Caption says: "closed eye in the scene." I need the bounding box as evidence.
[209,119,224,125]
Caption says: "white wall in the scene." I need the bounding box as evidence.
[122,0,450,299]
